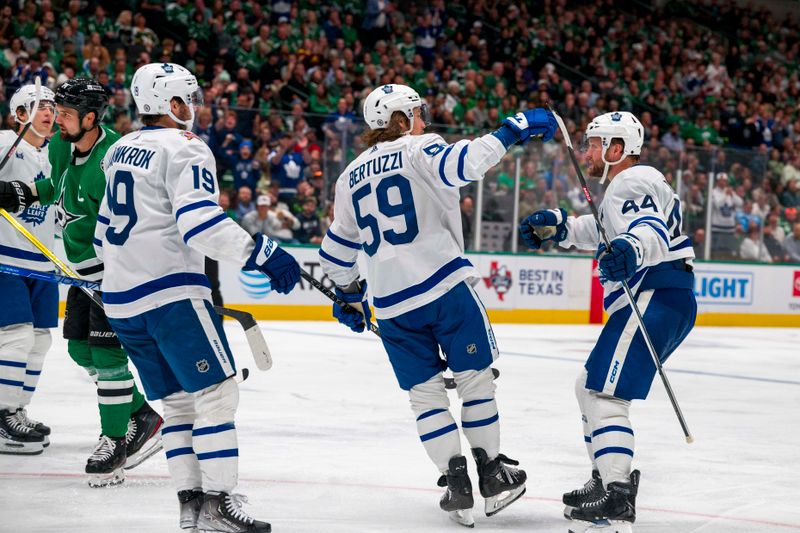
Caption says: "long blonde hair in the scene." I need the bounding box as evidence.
[361,111,410,147]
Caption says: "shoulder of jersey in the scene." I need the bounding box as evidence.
[0,130,17,146]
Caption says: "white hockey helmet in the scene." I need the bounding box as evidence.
[10,83,55,123]
[131,62,203,130]
[362,84,430,132]
[585,111,644,182]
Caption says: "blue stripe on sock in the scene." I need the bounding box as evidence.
[416,408,446,421]
[592,425,634,437]
[584,435,592,443]
[22,385,35,392]
[594,446,634,459]
[162,423,194,435]
[165,447,195,459]
[463,398,493,407]
[196,448,239,460]
[461,413,499,428]
[420,423,458,442]
[0,378,24,387]
[192,422,235,436]
[25,369,41,376]
[0,359,26,368]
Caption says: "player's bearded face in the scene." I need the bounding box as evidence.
[55,105,89,143]
[584,138,606,178]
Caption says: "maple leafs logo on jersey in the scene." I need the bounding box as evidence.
[18,171,49,226]
[180,131,199,141]
[483,261,512,301]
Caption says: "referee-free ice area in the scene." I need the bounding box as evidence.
[1,321,799,533]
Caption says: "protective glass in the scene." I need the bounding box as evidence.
[419,104,432,127]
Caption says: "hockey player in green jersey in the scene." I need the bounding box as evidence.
[0,78,163,487]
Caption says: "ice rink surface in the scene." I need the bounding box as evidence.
[1,321,799,533]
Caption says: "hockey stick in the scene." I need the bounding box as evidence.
[299,269,499,389]
[0,262,101,289]
[0,210,270,372]
[546,105,693,443]
[0,78,41,173]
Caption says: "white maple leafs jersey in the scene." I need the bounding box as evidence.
[0,131,54,271]
[95,127,256,318]
[561,165,694,315]
[320,131,506,319]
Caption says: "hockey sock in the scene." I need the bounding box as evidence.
[454,368,499,459]
[94,351,137,437]
[0,324,34,410]
[410,374,461,472]
[587,393,634,487]
[67,339,94,370]
[162,391,202,491]
[19,328,50,407]
[575,369,597,469]
[194,378,239,493]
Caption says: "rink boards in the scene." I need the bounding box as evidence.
[57,245,800,327]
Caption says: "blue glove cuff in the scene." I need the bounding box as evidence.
[244,233,277,270]
[491,124,520,149]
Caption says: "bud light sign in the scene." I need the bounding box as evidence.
[694,271,753,305]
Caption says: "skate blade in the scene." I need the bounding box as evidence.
[568,519,633,533]
[0,440,44,455]
[448,509,474,528]
[42,435,50,448]
[87,468,125,488]
[564,504,577,520]
[484,485,526,517]
[124,434,163,470]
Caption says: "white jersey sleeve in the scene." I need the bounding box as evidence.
[0,131,55,272]
[319,132,507,319]
[97,128,256,318]
[562,214,600,250]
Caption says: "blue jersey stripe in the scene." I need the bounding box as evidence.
[103,272,211,305]
[326,229,361,250]
[603,267,649,309]
[175,200,218,221]
[628,216,668,231]
[165,447,195,459]
[420,423,458,442]
[592,425,634,437]
[416,408,446,421]
[0,244,48,262]
[319,248,356,268]
[192,422,236,436]
[96,214,110,225]
[196,448,239,460]
[438,145,455,187]
[630,221,669,245]
[669,239,693,251]
[461,413,499,428]
[162,423,194,435]
[594,446,634,459]
[457,145,470,182]
[183,213,228,244]
[93,238,103,248]
[373,257,472,309]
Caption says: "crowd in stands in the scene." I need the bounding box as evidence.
[1,0,799,260]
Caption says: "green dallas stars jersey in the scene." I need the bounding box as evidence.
[35,125,120,281]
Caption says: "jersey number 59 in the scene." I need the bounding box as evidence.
[352,174,419,256]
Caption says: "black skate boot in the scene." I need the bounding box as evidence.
[563,469,604,518]
[124,401,163,470]
[178,489,204,530]
[569,470,640,529]
[86,435,127,488]
[14,408,51,447]
[472,448,527,516]
[0,408,45,455]
[437,455,475,528]
[196,492,271,532]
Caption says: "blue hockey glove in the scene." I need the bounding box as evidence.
[519,208,568,250]
[492,109,558,148]
[333,280,372,333]
[243,233,301,294]
[596,234,644,282]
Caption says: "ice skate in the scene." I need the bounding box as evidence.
[472,448,526,516]
[437,455,475,528]
[14,408,51,447]
[569,470,639,532]
[86,435,126,488]
[179,489,204,530]
[564,469,604,518]
[196,492,271,532]
[0,408,45,455]
[124,401,163,469]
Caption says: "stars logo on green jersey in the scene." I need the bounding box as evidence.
[53,171,86,229]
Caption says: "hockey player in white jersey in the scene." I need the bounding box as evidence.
[319,83,557,527]
[520,111,697,531]
[0,84,56,455]
[96,63,300,533]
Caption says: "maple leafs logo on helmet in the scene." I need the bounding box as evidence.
[161,63,174,73]
[381,85,393,94]
[362,84,430,131]
[611,112,622,121]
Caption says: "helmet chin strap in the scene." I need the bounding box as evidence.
[599,142,628,184]
[168,106,195,131]
[404,111,415,135]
